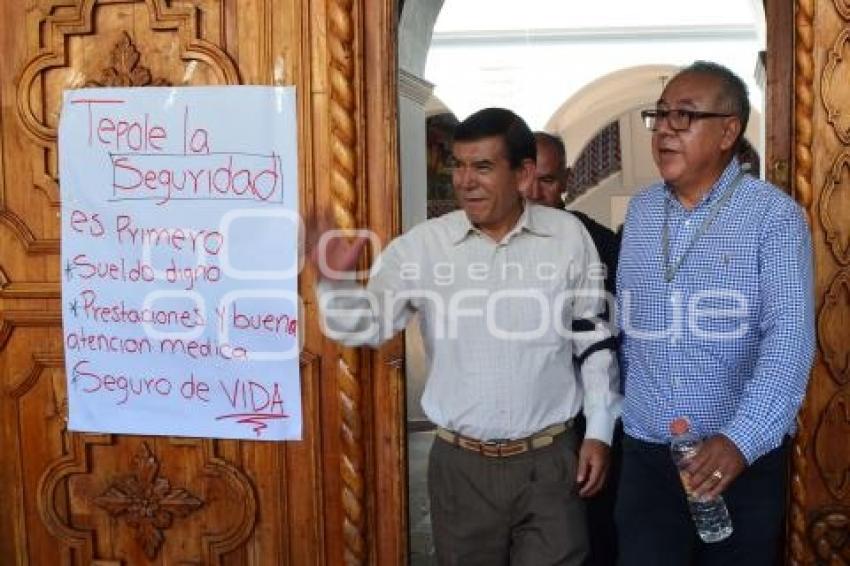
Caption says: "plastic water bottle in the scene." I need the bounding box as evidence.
[669,417,733,543]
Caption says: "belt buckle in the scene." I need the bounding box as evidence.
[481,439,507,457]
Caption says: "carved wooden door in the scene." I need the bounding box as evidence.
[0,1,404,564]
[788,0,850,562]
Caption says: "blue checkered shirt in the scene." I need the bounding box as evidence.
[616,159,815,464]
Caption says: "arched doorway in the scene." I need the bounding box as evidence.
[395,1,846,565]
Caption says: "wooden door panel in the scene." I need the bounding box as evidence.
[0,0,404,564]
[789,0,850,562]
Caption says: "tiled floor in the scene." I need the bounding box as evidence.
[408,429,437,565]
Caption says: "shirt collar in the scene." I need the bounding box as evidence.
[664,157,743,210]
[450,201,553,245]
[516,202,554,238]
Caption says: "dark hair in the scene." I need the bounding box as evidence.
[453,107,536,169]
[677,61,750,143]
[534,132,567,171]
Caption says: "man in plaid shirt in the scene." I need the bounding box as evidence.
[615,61,814,565]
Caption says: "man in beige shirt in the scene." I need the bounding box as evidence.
[314,107,621,565]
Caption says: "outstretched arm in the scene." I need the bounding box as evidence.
[311,219,415,348]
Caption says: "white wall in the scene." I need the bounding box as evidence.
[566,109,658,230]
[425,0,764,131]
[399,0,445,422]
[399,0,445,75]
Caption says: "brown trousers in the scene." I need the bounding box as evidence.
[428,428,589,566]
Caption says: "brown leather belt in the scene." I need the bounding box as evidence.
[436,422,569,458]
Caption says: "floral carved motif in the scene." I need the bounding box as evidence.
[836,0,850,20]
[86,32,169,88]
[10,0,238,250]
[822,28,850,145]
[17,0,238,145]
[809,508,850,563]
[94,443,203,559]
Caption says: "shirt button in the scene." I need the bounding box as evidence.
[684,219,691,227]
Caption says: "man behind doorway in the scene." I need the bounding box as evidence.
[528,131,622,566]
[615,61,815,565]
[314,107,622,565]
[528,132,620,299]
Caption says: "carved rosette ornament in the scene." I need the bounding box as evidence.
[809,508,850,562]
[86,32,169,87]
[822,28,850,145]
[94,443,203,559]
[790,1,816,563]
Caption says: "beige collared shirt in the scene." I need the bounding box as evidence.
[317,203,622,443]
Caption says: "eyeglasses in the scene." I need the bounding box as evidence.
[640,108,735,132]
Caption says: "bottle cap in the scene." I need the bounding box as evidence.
[670,417,690,435]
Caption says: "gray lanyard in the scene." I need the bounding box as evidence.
[661,172,744,283]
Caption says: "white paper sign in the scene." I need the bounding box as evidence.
[59,86,302,440]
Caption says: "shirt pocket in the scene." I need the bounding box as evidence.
[695,230,757,289]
